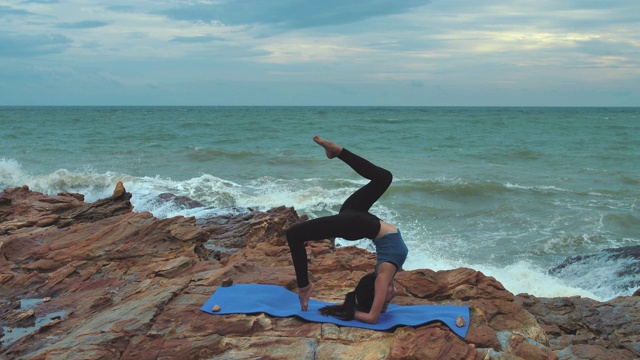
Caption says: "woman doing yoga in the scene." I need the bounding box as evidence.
[286,136,408,324]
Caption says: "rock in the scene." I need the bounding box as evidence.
[212,305,221,312]
[157,193,204,209]
[3,309,36,328]
[0,192,11,206]
[515,293,640,359]
[0,185,639,359]
[112,181,126,199]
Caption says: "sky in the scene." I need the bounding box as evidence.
[1,0,639,106]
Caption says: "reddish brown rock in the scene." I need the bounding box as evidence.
[388,325,477,359]
[1,184,638,359]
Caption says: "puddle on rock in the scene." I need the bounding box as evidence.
[20,298,45,311]
[1,298,66,347]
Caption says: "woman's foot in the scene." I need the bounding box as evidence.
[297,282,315,311]
[313,136,342,159]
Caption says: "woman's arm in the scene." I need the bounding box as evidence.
[353,263,396,324]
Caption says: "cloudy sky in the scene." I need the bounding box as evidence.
[1,0,639,106]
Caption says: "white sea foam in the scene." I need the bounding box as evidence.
[505,182,570,193]
[473,261,603,300]
[396,230,606,300]
[549,255,639,300]
[0,158,29,188]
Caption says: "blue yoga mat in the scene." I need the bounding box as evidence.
[200,284,469,338]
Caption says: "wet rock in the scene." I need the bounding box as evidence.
[516,293,640,359]
[157,192,204,209]
[3,309,36,328]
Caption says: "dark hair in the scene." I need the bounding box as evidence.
[319,273,376,320]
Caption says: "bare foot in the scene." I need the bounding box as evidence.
[313,136,343,159]
[297,282,315,311]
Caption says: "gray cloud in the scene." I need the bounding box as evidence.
[575,39,637,57]
[57,20,109,29]
[0,5,32,17]
[0,32,72,57]
[106,5,135,13]
[159,0,431,29]
[170,35,223,43]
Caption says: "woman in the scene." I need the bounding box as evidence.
[286,136,408,324]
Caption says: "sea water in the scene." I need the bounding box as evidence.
[1,106,639,300]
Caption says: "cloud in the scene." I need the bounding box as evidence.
[22,0,59,3]
[106,5,135,13]
[57,20,109,29]
[0,32,72,57]
[170,35,223,43]
[159,0,431,30]
[0,0,638,105]
[0,5,32,17]
[575,39,636,57]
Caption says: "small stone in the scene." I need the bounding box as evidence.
[7,328,12,333]
[44,297,51,302]
[221,278,233,287]
[456,315,466,327]
[212,305,221,312]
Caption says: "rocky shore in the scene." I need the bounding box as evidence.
[1,184,638,359]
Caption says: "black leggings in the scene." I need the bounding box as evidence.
[286,148,392,288]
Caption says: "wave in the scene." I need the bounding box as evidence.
[0,158,26,187]
[472,261,602,300]
[388,178,580,198]
[0,158,352,219]
[504,182,570,194]
[185,147,260,160]
[390,178,625,200]
[547,246,640,299]
[387,178,513,197]
[2,158,637,300]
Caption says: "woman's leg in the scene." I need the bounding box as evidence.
[337,148,392,213]
[287,210,377,311]
[313,136,392,213]
[287,211,366,288]
[286,213,344,311]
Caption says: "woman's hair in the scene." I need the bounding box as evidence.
[319,273,376,320]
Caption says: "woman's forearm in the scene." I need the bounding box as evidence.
[354,310,379,324]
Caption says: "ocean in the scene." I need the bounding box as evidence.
[1,106,638,301]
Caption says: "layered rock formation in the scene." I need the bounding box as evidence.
[1,184,638,359]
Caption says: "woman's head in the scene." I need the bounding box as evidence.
[357,272,398,313]
[319,273,377,321]
[353,272,376,311]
